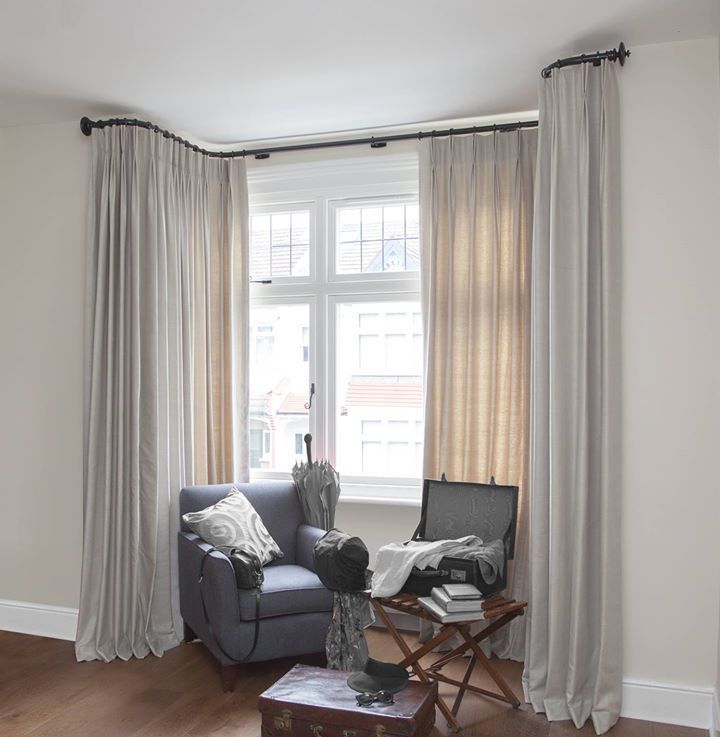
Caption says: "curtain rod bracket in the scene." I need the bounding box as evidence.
[541,41,630,78]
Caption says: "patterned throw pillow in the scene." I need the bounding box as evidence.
[182,487,283,566]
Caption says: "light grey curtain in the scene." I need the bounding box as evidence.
[419,129,536,659]
[75,126,249,662]
[523,61,622,733]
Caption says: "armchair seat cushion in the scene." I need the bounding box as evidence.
[239,564,334,621]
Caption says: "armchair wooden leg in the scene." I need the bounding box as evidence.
[220,664,238,692]
[183,621,197,643]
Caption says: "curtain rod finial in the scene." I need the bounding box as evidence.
[618,41,629,66]
[80,117,93,136]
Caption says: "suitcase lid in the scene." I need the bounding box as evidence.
[258,665,436,736]
[414,477,519,559]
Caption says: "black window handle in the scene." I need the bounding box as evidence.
[304,382,315,410]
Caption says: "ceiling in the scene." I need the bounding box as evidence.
[1,0,718,144]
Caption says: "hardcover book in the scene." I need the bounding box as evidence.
[418,596,486,623]
[441,583,483,600]
[431,587,485,612]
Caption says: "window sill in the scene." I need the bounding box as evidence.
[339,494,421,507]
[338,481,422,507]
[249,471,422,506]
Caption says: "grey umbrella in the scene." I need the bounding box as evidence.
[291,434,341,530]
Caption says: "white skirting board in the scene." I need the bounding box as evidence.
[621,679,715,730]
[0,598,78,641]
[712,690,720,737]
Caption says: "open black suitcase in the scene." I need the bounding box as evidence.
[401,476,519,597]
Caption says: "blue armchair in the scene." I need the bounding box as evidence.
[178,480,333,691]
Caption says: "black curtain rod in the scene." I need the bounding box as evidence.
[79,41,629,160]
[541,41,630,78]
[79,116,539,160]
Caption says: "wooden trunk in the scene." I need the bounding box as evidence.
[258,665,437,737]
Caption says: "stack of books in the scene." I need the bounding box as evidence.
[417,583,488,623]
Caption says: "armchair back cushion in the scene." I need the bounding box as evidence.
[180,480,303,564]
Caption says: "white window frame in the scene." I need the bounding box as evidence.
[249,201,317,285]
[247,154,422,505]
[328,194,420,284]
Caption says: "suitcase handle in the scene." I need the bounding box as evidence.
[409,567,449,579]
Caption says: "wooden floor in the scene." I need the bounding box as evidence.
[0,628,704,737]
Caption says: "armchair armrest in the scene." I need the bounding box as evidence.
[177,531,241,661]
[296,524,327,573]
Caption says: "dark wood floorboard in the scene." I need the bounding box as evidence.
[0,629,705,737]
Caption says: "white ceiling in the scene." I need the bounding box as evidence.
[1,0,718,144]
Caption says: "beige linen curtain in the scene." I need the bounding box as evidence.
[75,126,249,662]
[524,61,622,733]
[419,129,536,659]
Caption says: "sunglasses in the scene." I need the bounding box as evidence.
[355,690,395,707]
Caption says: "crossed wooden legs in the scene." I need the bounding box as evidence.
[371,599,523,732]
[372,601,462,731]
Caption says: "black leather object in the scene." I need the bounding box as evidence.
[313,528,369,592]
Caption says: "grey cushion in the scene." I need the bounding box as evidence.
[238,564,333,621]
[180,481,303,564]
[182,487,283,566]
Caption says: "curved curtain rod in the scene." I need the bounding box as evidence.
[79,117,539,160]
[79,41,628,160]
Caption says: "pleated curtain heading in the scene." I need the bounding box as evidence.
[75,126,249,662]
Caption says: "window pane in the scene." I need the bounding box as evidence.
[249,304,310,471]
[389,442,412,475]
[358,312,380,331]
[339,208,361,242]
[388,420,408,440]
[335,202,420,274]
[386,312,408,331]
[385,334,405,367]
[406,205,419,239]
[251,210,310,279]
[362,207,383,240]
[361,241,382,273]
[292,212,310,244]
[272,213,291,245]
[359,334,381,369]
[338,241,361,274]
[361,420,382,437]
[336,301,423,478]
[272,245,291,277]
[362,441,382,474]
[383,205,405,239]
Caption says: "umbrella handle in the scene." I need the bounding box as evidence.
[304,433,313,465]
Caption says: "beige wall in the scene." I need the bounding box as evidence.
[0,121,89,608]
[619,36,720,689]
[1,36,719,699]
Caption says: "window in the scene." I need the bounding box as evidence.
[336,300,423,478]
[249,303,310,471]
[336,203,419,274]
[251,208,311,279]
[249,155,422,502]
